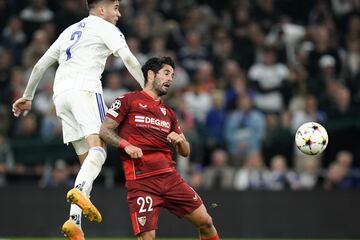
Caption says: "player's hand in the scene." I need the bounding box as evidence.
[167,131,185,145]
[124,145,143,159]
[12,98,32,117]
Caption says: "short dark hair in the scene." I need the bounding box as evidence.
[86,0,118,10]
[141,57,175,84]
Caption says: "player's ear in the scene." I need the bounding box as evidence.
[98,4,105,16]
[147,70,155,82]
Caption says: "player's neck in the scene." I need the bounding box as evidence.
[143,89,160,101]
[89,9,98,16]
[89,9,103,19]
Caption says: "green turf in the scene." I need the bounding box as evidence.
[0,238,331,240]
[4,238,242,240]
[4,238,360,240]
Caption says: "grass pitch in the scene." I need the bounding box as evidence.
[3,238,247,240]
[4,238,359,240]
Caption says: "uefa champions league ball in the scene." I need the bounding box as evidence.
[295,122,328,155]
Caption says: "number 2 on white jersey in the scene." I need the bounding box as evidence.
[66,30,82,61]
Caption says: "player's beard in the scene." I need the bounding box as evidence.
[153,78,169,97]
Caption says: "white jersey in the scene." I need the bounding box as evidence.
[44,15,128,97]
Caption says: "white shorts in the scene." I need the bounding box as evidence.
[53,90,107,144]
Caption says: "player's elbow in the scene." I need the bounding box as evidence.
[175,141,189,157]
[124,57,134,67]
[32,63,44,74]
[178,146,190,158]
[123,54,140,69]
[183,150,190,158]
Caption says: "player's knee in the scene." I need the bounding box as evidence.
[86,134,104,148]
[198,214,214,231]
[89,146,107,165]
[81,147,106,173]
[139,231,155,240]
[72,139,89,156]
[142,236,155,240]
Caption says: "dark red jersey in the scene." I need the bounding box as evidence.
[106,91,182,180]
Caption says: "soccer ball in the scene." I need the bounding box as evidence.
[295,122,328,155]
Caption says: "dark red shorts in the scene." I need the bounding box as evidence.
[125,171,203,235]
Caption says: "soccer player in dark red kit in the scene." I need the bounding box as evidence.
[99,56,220,240]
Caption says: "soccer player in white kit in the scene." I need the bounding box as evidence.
[12,1,144,239]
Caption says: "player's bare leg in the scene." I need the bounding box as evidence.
[137,230,156,240]
[184,204,220,240]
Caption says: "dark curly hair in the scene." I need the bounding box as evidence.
[141,57,175,85]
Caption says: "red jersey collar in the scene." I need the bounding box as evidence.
[140,90,162,104]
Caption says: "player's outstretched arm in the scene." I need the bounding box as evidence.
[12,54,57,117]
[100,117,143,159]
[116,47,145,88]
[167,132,190,157]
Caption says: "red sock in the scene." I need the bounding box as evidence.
[201,235,220,240]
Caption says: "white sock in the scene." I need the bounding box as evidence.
[70,204,82,227]
[74,146,106,196]
[70,146,106,223]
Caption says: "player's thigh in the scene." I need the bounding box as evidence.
[126,180,164,236]
[163,173,203,217]
[70,91,107,139]
[86,134,105,148]
[54,93,84,144]
[71,138,89,164]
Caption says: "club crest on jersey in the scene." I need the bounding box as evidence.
[138,216,146,226]
[139,103,147,109]
[111,99,121,110]
[160,107,166,116]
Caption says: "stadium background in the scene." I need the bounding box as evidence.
[0,0,360,238]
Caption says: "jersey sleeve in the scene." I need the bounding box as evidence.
[105,94,130,124]
[99,23,128,54]
[22,37,60,100]
[43,35,61,60]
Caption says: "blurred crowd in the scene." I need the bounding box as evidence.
[0,0,360,191]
